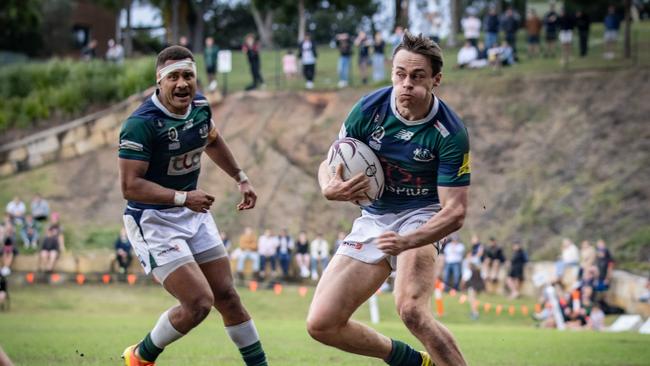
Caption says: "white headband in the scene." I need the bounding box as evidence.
[157,60,197,83]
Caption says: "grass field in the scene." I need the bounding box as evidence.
[1,284,648,365]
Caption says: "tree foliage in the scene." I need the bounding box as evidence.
[0,0,44,56]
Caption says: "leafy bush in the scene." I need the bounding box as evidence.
[0,57,154,133]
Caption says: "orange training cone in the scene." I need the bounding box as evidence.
[273,283,283,295]
[298,286,308,297]
[434,280,444,316]
[483,303,492,313]
[535,303,542,313]
[76,274,85,285]
[50,273,61,283]
[102,274,111,284]
[521,305,529,316]
[249,280,258,292]
[495,304,503,315]
[508,305,516,316]
[26,272,35,284]
[127,274,137,285]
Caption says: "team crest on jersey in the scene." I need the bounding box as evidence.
[168,127,179,142]
[199,123,209,139]
[370,126,384,150]
[167,146,203,175]
[413,147,435,162]
[394,129,414,141]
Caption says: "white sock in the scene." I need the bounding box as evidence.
[225,319,260,348]
[150,310,184,349]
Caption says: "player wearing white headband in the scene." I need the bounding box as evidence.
[118,45,267,366]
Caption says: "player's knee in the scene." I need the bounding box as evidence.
[185,293,214,325]
[397,301,424,330]
[306,315,337,342]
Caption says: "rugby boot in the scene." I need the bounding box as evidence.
[122,344,155,366]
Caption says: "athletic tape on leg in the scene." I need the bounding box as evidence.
[225,319,260,348]
[150,310,185,349]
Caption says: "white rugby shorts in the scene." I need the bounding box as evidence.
[123,206,226,278]
[337,204,442,270]
[604,30,618,42]
[559,30,573,44]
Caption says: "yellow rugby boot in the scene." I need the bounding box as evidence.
[122,344,155,366]
[420,351,435,366]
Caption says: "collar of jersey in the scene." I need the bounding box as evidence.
[151,92,192,120]
[390,87,439,126]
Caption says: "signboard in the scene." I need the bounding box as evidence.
[217,50,232,73]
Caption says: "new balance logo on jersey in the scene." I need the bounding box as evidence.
[394,129,414,141]
[167,146,203,175]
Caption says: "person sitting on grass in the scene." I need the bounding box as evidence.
[115,227,133,274]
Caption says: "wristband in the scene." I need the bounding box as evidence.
[236,171,249,184]
[174,191,187,206]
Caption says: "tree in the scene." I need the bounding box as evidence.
[394,0,408,29]
[0,0,44,56]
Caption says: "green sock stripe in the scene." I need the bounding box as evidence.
[240,341,267,366]
[138,333,163,362]
[386,339,421,366]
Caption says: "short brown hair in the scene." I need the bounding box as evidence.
[155,45,195,69]
[392,30,444,75]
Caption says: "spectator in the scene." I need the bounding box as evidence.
[461,9,482,47]
[5,197,26,226]
[471,41,489,68]
[595,239,614,291]
[1,224,17,276]
[335,33,353,88]
[204,36,219,91]
[442,235,465,290]
[276,229,294,279]
[482,237,506,285]
[496,40,515,66]
[106,38,125,64]
[179,35,192,51]
[543,4,560,57]
[236,227,260,279]
[371,32,386,82]
[30,194,50,223]
[295,231,310,278]
[298,33,318,89]
[558,8,575,66]
[81,39,97,60]
[355,31,371,85]
[114,227,132,274]
[506,241,528,299]
[501,7,520,58]
[589,303,606,331]
[389,25,404,56]
[19,214,38,249]
[525,9,543,58]
[575,10,591,57]
[242,33,264,90]
[579,240,596,279]
[603,6,621,59]
[282,50,298,81]
[469,234,484,261]
[457,40,478,69]
[39,224,64,273]
[556,238,579,281]
[0,273,7,311]
[427,10,443,44]
[462,251,484,320]
[639,277,650,303]
[309,233,329,280]
[483,6,500,49]
[258,229,278,279]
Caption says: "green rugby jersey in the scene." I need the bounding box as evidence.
[118,92,212,209]
[338,86,470,214]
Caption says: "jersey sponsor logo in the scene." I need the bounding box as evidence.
[434,120,450,138]
[168,142,181,150]
[413,147,435,162]
[167,146,203,175]
[182,119,194,131]
[341,241,364,250]
[394,129,414,141]
[120,139,144,152]
[457,153,471,176]
[168,127,179,142]
[385,184,430,196]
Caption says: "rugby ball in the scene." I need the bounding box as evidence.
[327,137,384,206]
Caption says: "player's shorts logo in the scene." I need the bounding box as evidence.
[168,146,203,175]
[342,241,363,250]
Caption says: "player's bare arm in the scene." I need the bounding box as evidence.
[318,161,370,202]
[119,158,215,212]
[204,132,257,210]
[376,185,468,256]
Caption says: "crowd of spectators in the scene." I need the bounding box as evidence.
[2,195,66,277]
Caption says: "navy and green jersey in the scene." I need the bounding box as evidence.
[338,86,470,214]
[118,92,213,209]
